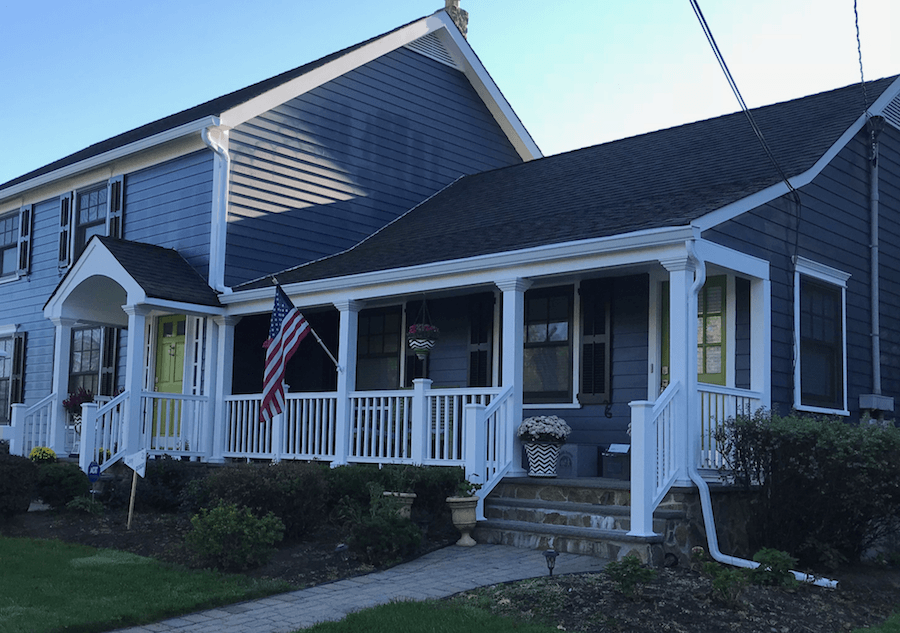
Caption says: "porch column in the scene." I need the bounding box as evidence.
[333,299,362,466]
[49,317,76,455]
[661,257,696,486]
[209,315,240,463]
[121,305,151,456]
[496,278,531,476]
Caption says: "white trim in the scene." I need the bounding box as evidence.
[792,257,849,414]
[0,118,218,207]
[694,78,900,232]
[0,324,17,337]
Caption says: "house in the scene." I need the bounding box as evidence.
[3,1,899,548]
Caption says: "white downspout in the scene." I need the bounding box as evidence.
[684,239,837,589]
[201,125,232,294]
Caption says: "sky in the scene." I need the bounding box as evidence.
[0,0,897,185]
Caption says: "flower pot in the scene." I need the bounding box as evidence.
[524,442,562,477]
[383,491,417,519]
[407,337,435,360]
[446,496,478,547]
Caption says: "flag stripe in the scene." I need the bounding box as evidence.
[261,287,310,423]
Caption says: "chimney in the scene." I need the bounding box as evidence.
[444,0,468,38]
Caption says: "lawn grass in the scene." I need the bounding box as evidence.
[856,613,900,633]
[300,600,561,632]
[0,537,290,633]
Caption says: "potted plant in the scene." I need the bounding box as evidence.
[517,415,572,477]
[62,387,94,424]
[407,323,440,360]
[445,477,482,547]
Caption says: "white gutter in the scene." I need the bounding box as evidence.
[0,117,220,204]
[201,126,232,294]
[685,240,838,589]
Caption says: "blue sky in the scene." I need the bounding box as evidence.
[1,0,896,185]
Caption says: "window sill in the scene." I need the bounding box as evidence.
[524,402,582,410]
[794,403,850,417]
[0,274,21,285]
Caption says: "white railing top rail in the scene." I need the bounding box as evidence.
[224,392,338,402]
[697,383,763,399]
[96,391,129,416]
[24,392,56,414]
[480,385,513,418]
[140,391,208,402]
[651,380,681,414]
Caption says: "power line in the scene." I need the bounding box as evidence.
[854,0,870,110]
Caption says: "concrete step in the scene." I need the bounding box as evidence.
[483,497,682,534]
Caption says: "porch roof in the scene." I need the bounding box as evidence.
[93,237,221,307]
[237,75,898,291]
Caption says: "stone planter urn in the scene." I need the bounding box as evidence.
[445,496,478,546]
[383,491,417,519]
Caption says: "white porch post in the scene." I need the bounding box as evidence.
[496,278,531,476]
[209,315,239,463]
[121,305,150,456]
[661,258,695,485]
[9,403,26,456]
[49,317,76,455]
[333,299,361,466]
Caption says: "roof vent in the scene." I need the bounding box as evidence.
[882,92,900,130]
[405,32,460,69]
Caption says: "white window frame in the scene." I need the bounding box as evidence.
[59,175,124,269]
[793,257,850,415]
[0,206,31,283]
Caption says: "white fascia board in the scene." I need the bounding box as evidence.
[693,239,769,280]
[221,226,697,315]
[432,15,541,160]
[0,117,219,208]
[140,299,224,317]
[694,76,900,232]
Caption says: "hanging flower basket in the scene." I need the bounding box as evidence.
[407,323,440,359]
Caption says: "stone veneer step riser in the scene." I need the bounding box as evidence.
[483,504,670,534]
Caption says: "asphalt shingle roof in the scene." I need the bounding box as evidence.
[238,75,898,290]
[98,237,220,307]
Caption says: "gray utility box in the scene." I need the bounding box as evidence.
[601,443,631,480]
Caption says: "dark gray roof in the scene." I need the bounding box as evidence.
[238,75,898,290]
[0,17,423,192]
[97,237,220,307]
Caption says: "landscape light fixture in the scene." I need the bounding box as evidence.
[543,549,559,576]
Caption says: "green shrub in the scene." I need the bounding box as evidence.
[341,483,421,567]
[605,554,656,598]
[710,567,749,607]
[0,453,38,518]
[751,548,797,587]
[716,410,900,567]
[136,457,206,512]
[180,462,329,540]
[66,495,104,516]
[185,502,284,571]
[35,462,89,509]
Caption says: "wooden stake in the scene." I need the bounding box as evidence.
[126,468,138,530]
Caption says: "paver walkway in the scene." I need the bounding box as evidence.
[115,544,606,633]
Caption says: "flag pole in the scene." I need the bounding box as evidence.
[272,277,343,373]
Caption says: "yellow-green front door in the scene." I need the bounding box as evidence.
[154,316,186,445]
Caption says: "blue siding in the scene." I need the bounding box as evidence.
[705,127,900,419]
[124,150,213,281]
[225,47,524,286]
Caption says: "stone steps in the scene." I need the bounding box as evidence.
[473,477,690,564]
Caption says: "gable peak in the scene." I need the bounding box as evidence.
[443,0,468,38]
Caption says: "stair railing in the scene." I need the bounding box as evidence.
[463,384,514,519]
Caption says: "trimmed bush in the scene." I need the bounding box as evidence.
[0,453,38,518]
[186,502,284,571]
[137,457,207,512]
[341,483,421,567]
[716,410,900,567]
[35,461,89,509]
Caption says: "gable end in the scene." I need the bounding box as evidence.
[405,32,461,70]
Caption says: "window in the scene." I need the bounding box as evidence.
[524,287,573,404]
[68,327,118,397]
[58,176,124,267]
[0,330,25,424]
[697,276,726,385]
[795,259,848,412]
[579,280,611,403]
[468,293,494,388]
[0,206,32,279]
[356,307,401,391]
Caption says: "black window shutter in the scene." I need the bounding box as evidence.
[467,293,494,387]
[108,175,124,239]
[10,331,26,404]
[17,204,32,275]
[579,280,611,403]
[99,327,118,396]
[58,193,73,267]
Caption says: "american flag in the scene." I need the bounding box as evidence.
[261,286,310,423]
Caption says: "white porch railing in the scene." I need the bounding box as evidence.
[8,394,56,456]
[629,381,682,537]
[141,392,208,457]
[698,385,761,471]
[80,393,129,473]
[462,385,515,519]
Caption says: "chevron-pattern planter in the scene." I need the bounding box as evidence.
[524,442,561,477]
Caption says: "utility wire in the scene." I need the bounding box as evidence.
[688,0,802,209]
[854,0,870,110]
